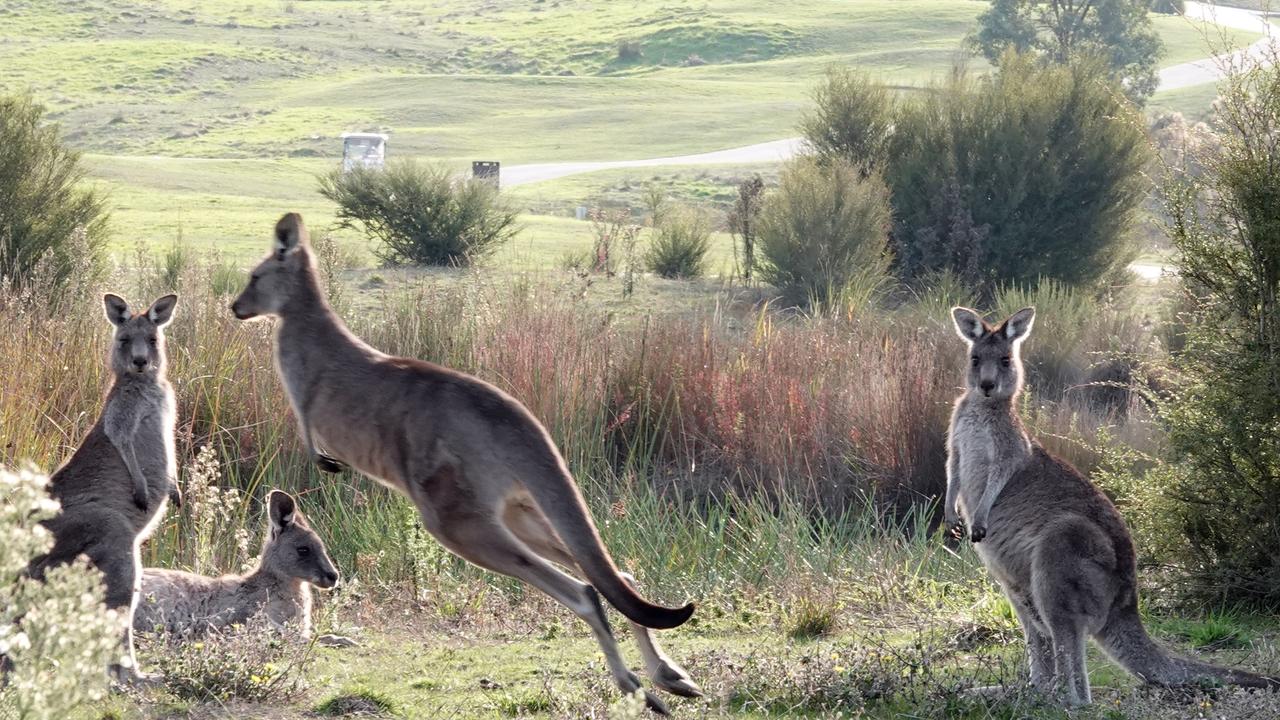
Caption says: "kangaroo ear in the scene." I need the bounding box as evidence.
[268,490,296,535]
[1003,306,1035,342]
[103,294,131,327]
[147,294,179,327]
[951,307,988,343]
[274,212,308,261]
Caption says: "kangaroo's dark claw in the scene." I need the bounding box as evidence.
[316,454,345,474]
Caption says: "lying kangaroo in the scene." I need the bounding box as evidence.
[27,293,181,683]
[134,489,342,640]
[946,306,1279,706]
[230,213,699,713]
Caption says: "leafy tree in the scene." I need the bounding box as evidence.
[885,54,1150,296]
[0,93,108,291]
[756,156,892,307]
[972,0,1163,103]
[319,161,519,267]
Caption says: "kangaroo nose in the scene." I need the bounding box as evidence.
[132,357,148,370]
[980,380,995,393]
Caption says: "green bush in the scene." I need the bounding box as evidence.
[318,160,519,267]
[798,66,895,174]
[756,156,892,307]
[0,93,108,293]
[1149,53,1280,606]
[884,54,1150,298]
[645,205,712,279]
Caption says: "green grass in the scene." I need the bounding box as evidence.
[1151,15,1262,67]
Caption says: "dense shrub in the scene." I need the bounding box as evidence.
[727,175,765,281]
[0,93,108,292]
[1146,53,1280,606]
[756,156,892,307]
[884,55,1150,297]
[646,205,712,279]
[318,160,519,267]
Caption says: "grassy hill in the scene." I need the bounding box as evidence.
[0,0,1265,262]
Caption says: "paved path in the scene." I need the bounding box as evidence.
[500,2,1276,188]
[1158,1,1277,90]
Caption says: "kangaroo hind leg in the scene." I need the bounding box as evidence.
[504,498,701,699]
[439,503,670,715]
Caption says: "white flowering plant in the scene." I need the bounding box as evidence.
[0,467,121,720]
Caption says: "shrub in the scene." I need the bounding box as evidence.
[755,156,892,307]
[141,619,312,703]
[646,205,712,279]
[798,66,895,173]
[0,467,121,720]
[1150,50,1280,606]
[727,175,765,281]
[1150,0,1185,15]
[883,54,1150,297]
[318,160,519,267]
[0,93,108,293]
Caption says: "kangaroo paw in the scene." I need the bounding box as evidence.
[315,454,345,474]
[133,490,149,511]
[970,525,987,543]
[168,485,183,508]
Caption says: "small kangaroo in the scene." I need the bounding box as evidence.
[27,293,181,684]
[134,490,341,639]
[230,213,699,714]
[946,306,1279,706]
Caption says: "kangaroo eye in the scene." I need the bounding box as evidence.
[971,356,980,368]
[148,337,157,347]
[1001,357,1011,368]
[296,547,311,558]
[119,338,129,347]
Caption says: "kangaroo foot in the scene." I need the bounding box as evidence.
[651,660,702,698]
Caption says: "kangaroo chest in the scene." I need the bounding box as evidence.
[104,382,177,482]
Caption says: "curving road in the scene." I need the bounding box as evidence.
[501,1,1276,189]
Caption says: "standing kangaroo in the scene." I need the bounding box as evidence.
[134,490,341,639]
[27,293,181,683]
[230,213,700,713]
[946,306,1279,706]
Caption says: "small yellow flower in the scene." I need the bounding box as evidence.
[834,665,846,673]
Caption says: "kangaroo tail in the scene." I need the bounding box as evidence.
[1097,603,1280,689]
[519,444,693,630]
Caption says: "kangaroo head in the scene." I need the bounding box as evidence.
[952,306,1035,401]
[230,213,316,320]
[103,293,178,377]
[260,489,340,589]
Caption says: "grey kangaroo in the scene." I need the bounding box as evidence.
[230,213,699,713]
[946,306,1279,706]
[27,293,181,683]
[134,490,342,640]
